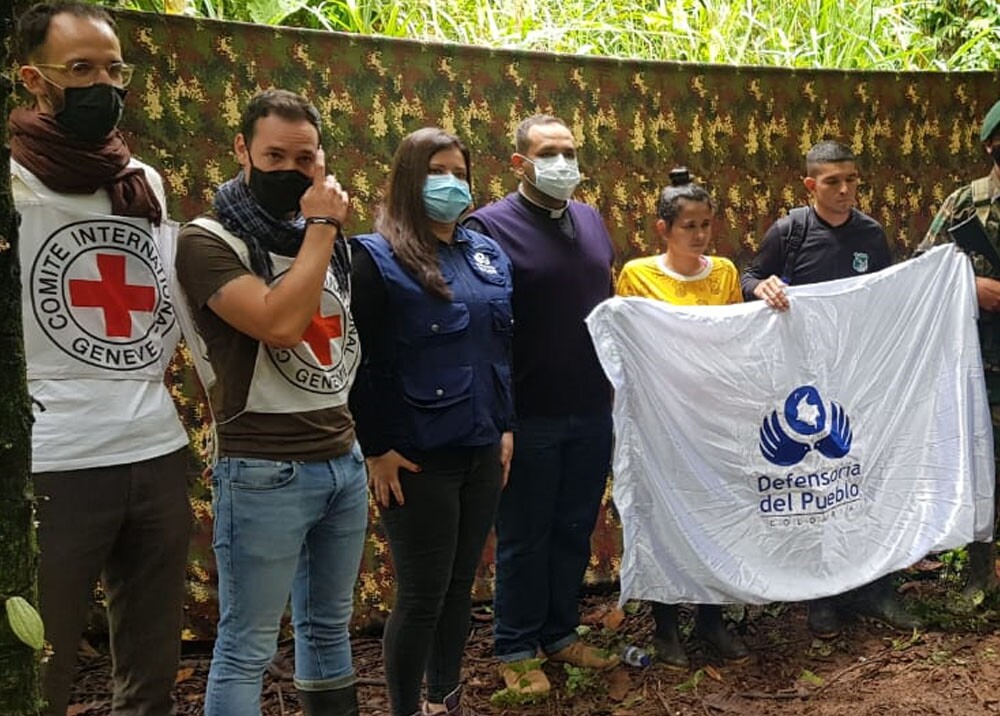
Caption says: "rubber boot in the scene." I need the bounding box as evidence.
[649,602,689,669]
[806,597,842,639]
[299,683,359,716]
[852,575,923,631]
[695,605,749,663]
[962,540,999,601]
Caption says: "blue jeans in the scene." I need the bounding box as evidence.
[205,444,369,716]
[493,412,613,661]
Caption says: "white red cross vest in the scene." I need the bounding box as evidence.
[13,160,180,381]
[177,217,360,419]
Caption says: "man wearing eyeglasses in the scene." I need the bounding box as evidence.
[10,3,191,715]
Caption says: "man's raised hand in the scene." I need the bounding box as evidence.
[300,147,349,225]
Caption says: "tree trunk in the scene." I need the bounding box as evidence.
[0,0,42,711]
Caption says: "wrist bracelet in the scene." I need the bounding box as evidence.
[305,216,342,229]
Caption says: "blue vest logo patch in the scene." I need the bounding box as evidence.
[852,252,869,273]
[472,250,498,276]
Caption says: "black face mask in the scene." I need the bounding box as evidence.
[247,163,312,219]
[55,83,126,142]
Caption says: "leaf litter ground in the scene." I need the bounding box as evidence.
[68,565,1000,715]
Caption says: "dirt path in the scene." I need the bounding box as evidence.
[68,576,1000,716]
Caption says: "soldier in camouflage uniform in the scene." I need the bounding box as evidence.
[918,98,1000,599]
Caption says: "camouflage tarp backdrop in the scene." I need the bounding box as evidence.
[104,9,998,639]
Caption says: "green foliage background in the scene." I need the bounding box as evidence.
[98,0,1000,70]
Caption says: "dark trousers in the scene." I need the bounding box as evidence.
[492,412,613,660]
[34,449,192,716]
[380,444,502,716]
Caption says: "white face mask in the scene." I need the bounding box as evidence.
[523,154,581,201]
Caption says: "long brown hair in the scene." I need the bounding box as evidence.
[376,127,471,300]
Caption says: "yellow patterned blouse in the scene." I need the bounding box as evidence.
[615,255,743,306]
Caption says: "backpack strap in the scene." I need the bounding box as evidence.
[972,176,992,228]
[780,206,811,285]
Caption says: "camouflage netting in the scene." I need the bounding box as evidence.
[101,9,998,638]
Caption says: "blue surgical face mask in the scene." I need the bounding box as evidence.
[423,174,472,222]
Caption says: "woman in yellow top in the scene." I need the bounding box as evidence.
[617,169,742,305]
[615,168,747,669]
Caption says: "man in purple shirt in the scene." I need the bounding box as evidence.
[465,115,617,696]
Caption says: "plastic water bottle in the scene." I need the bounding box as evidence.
[622,645,651,667]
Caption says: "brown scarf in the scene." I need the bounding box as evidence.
[9,108,163,226]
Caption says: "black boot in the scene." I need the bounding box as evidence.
[852,575,923,632]
[806,597,842,639]
[695,605,749,663]
[962,540,999,601]
[649,602,689,669]
[299,683,359,716]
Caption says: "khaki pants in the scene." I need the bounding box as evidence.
[34,448,192,716]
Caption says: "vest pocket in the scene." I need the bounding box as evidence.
[489,299,514,335]
[491,362,514,429]
[399,303,470,345]
[400,366,475,448]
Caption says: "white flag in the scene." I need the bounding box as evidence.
[587,245,994,604]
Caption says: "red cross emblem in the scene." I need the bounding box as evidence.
[301,310,343,366]
[68,253,156,338]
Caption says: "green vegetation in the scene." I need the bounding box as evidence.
[489,657,549,707]
[799,668,825,686]
[562,663,601,695]
[909,0,1000,69]
[488,686,548,707]
[674,667,705,692]
[909,586,1000,632]
[938,546,969,584]
[96,0,1000,70]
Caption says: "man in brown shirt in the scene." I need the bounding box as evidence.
[174,89,365,716]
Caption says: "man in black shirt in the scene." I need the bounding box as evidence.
[742,141,920,638]
[742,140,892,307]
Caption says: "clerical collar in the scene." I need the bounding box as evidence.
[517,186,568,219]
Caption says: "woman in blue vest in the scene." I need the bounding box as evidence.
[349,127,515,716]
